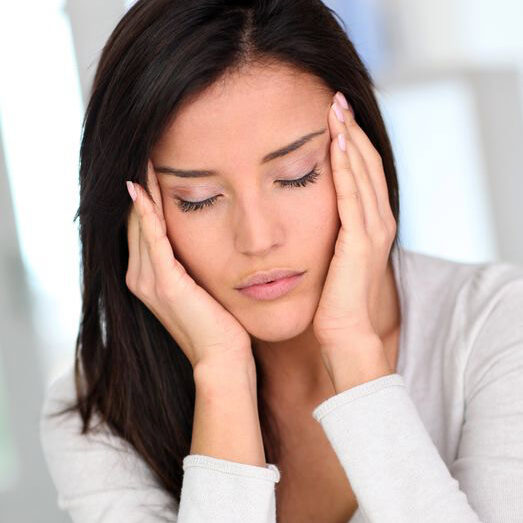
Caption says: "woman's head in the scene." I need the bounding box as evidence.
[65,0,400,506]
[152,61,340,343]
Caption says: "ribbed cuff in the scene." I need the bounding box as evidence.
[312,373,405,422]
[183,454,281,483]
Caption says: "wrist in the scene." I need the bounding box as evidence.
[194,354,257,392]
[320,335,393,393]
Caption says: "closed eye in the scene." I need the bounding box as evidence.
[175,165,322,213]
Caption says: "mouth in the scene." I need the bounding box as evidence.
[236,269,305,289]
[236,272,305,301]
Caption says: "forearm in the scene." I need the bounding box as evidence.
[191,357,266,467]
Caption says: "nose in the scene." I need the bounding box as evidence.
[233,195,284,257]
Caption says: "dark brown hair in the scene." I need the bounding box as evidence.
[46,0,403,511]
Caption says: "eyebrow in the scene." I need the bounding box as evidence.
[154,128,327,178]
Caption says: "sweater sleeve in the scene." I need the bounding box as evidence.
[312,374,482,522]
[453,277,523,522]
[39,369,281,523]
[179,455,279,522]
[310,278,523,523]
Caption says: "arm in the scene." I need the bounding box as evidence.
[312,373,482,522]
[311,277,523,522]
[40,362,280,523]
[450,277,523,521]
[189,357,266,465]
[178,359,280,522]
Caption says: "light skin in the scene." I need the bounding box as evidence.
[150,62,401,411]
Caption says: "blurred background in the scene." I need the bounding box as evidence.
[1,0,522,520]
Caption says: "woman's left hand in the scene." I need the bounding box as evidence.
[312,91,397,354]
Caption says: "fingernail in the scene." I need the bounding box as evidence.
[332,102,345,123]
[126,180,137,202]
[337,133,347,152]
[335,91,349,110]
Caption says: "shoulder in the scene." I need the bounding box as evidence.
[40,363,160,497]
[40,362,82,450]
[396,246,488,295]
[39,363,178,519]
[460,260,523,389]
[394,247,494,333]
[396,245,523,313]
[39,361,149,460]
[40,362,78,426]
[421,255,523,402]
[39,362,115,451]
[459,257,523,321]
[396,247,523,371]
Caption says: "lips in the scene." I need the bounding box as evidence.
[236,269,305,289]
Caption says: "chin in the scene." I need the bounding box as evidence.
[241,303,314,343]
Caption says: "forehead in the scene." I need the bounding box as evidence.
[153,63,332,164]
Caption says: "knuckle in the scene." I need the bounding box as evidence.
[347,118,358,131]
[372,150,383,169]
[384,214,397,236]
[388,217,398,236]
[141,206,156,225]
[125,272,135,293]
[375,226,389,245]
[341,190,360,204]
[337,188,360,203]
[136,280,153,299]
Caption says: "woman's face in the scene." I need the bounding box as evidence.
[151,64,340,343]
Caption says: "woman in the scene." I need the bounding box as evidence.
[40,1,523,522]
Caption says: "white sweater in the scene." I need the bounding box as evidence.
[39,245,523,522]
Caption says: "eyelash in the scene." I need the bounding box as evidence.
[175,166,322,213]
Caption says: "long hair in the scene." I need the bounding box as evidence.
[46,0,403,508]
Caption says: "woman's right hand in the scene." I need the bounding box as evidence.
[125,160,253,370]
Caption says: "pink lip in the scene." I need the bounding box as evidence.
[237,273,305,301]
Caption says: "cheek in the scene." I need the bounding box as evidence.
[161,177,339,290]
[163,208,221,286]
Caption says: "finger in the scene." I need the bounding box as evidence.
[133,181,185,287]
[138,220,155,289]
[146,159,166,230]
[335,93,395,226]
[141,163,170,284]
[126,203,141,285]
[334,102,382,233]
[328,98,366,239]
